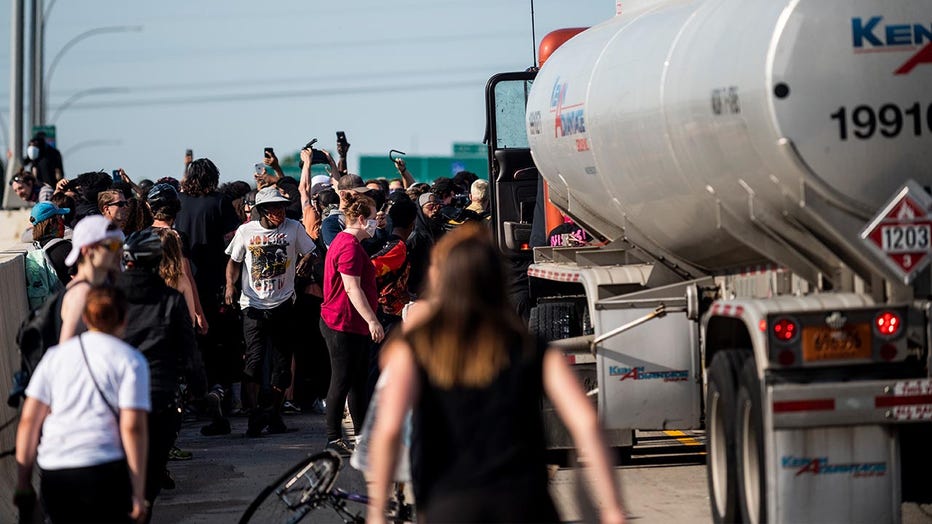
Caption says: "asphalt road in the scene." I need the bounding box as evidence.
[153,414,932,523]
[153,413,712,523]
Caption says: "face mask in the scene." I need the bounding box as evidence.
[26,146,39,160]
[364,219,378,237]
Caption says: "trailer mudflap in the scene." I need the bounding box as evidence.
[770,425,900,524]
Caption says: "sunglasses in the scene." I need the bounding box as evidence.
[96,239,123,253]
[105,200,128,208]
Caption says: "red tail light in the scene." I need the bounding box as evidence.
[875,311,902,337]
[773,318,798,342]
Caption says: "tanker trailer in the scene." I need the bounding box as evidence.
[485,0,932,521]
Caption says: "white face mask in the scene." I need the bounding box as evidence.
[364,219,378,237]
[26,146,39,160]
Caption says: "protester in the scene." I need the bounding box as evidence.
[117,229,196,515]
[59,216,125,343]
[225,186,316,436]
[174,158,240,418]
[14,285,150,524]
[9,170,53,204]
[405,192,444,297]
[465,179,490,217]
[28,201,72,286]
[123,197,154,234]
[57,171,113,222]
[23,132,65,187]
[371,196,417,332]
[320,192,384,456]
[98,189,130,231]
[366,224,626,524]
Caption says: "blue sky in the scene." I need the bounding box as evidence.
[0,0,613,184]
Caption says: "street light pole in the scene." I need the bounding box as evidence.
[43,25,142,121]
[4,0,25,209]
[30,0,44,129]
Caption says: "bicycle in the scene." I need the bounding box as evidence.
[239,450,415,524]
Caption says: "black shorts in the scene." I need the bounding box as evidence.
[41,459,132,523]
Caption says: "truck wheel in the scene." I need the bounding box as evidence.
[706,350,748,524]
[529,302,579,342]
[736,358,766,524]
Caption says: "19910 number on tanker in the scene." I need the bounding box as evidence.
[830,102,931,140]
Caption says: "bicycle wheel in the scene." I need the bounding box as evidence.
[239,450,342,524]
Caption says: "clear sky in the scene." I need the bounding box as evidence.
[0,0,614,184]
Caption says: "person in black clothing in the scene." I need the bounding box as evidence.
[405,192,444,298]
[174,158,241,424]
[367,224,626,524]
[24,132,64,187]
[116,229,196,518]
[59,171,113,222]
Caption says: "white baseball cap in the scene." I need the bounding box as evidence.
[65,215,125,266]
[311,174,331,187]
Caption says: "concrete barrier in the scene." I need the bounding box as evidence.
[0,208,34,520]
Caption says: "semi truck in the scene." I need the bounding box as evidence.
[485,0,932,522]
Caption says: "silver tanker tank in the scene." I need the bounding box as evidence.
[527,0,932,273]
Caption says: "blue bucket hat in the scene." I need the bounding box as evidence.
[30,201,69,224]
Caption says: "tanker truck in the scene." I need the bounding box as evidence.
[484,0,932,521]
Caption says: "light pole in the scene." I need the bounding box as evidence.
[42,25,142,124]
[50,87,130,124]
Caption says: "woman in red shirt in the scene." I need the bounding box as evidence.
[320,192,384,456]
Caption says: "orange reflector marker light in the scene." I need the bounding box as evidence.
[758,319,767,332]
[773,318,798,342]
[875,311,902,337]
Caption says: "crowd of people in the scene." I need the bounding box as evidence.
[10,135,624,523]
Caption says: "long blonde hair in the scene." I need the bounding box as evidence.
[405,224,528,389]
[153,227,184,288]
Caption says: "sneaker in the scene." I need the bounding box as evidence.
[326,439,354,458]
[206,387,224,418]
[267,413,289,434]
[282,400,302,414]
[200,417,232,436]
[162,468,176,490]
[246,410,269,438]
[310,398,327,415]
[168,446,193,461]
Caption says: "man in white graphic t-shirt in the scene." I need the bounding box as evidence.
[225,186,316,436]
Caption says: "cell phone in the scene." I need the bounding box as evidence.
[264,147,274,158]
[311,150,328,165]
[336,131,347,144]
[185,149,193,157]
[254,163,266,175]
[112,169,121,182]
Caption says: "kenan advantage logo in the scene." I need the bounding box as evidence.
[852,17,932,75]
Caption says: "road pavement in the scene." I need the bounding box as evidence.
[153,413,713,523]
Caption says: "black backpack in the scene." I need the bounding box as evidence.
[7,287,66,407]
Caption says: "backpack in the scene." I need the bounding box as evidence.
[7,287,66,408]
[24,238,64,310]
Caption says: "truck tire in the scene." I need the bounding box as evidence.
[706,350,748,524]
[736,358,766,524]
[529,302,579,342]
